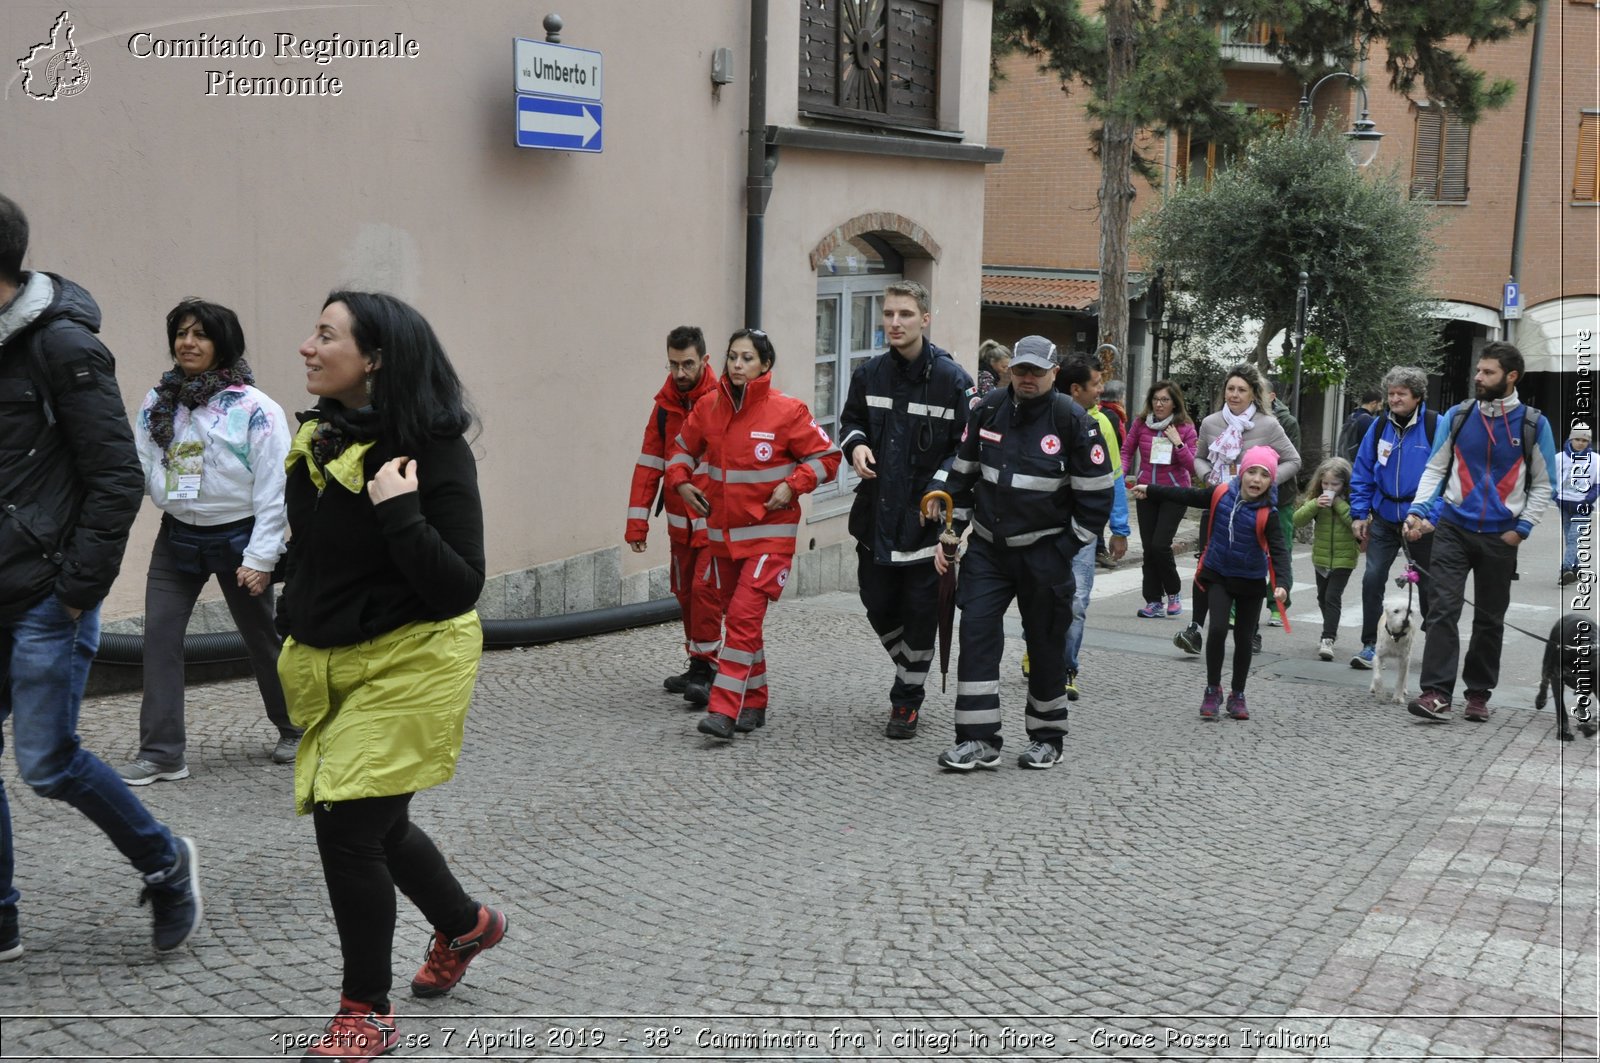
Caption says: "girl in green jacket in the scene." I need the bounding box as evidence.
[1294,457,1360,662]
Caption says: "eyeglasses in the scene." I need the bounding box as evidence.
[667,361,701,373]
[1009,363,1052,378]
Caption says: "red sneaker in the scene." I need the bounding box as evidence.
[301,996,398,1060]
[1407,690,1453,722]
[410,905,506,998]
[1463,689,1491,722]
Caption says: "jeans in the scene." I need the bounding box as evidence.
[1359,516,1433,648]
[1,595,177,912]
[1562,508,1590,574]
[1064,539,1097,673]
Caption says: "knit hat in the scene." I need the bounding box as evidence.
[1571,422,1592,440]
[1239,445,1279,481]
[1010,335,1059,371]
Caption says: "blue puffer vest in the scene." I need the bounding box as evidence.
[1200,480,1277,581]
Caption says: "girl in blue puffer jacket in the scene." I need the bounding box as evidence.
[1133,445,1292,721]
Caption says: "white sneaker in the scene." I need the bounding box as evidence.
[1318,637,1334,661]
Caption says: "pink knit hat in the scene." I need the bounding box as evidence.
[1239,445,1279,481]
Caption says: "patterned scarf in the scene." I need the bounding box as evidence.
[1144,412,1175,432]
[1205,403,1256,485]
[147,360,255,466]
[305,400,382,471]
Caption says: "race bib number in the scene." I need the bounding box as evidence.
[1377,439,1393,466]
[165,442,204,500]
[1150,437,1173,465]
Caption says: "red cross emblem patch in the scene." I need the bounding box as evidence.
[1041,434,1062,456]
[754,442,774,462]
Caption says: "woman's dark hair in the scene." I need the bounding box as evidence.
[1140,379,1191,425]
[324,290,474,449]
[166,298,247,371]
[727,328,776,369]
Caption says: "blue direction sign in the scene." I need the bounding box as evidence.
[516,94,602,153]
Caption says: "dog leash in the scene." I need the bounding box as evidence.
[1397,540,1555,645]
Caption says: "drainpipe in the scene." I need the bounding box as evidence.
[1506,0,1547,345]
[745,0,772,328]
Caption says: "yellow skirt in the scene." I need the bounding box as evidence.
[278,612,482,815]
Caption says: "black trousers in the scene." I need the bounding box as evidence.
[1314,567,1355,641]
[1202,572,1266,691]
[951,535,1076,750]
[856,547,941,710]
[1135,496,1186,602]
[312,793,478,1007]
[1418,520,1518,698]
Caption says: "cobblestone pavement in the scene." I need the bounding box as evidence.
[1,537,1595,1061]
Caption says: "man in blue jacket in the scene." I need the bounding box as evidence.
[0,193,201,961]
[838,280,973,740]
[1348,366,1437,669]
[1403,343,1557,724]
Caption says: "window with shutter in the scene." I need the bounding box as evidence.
[796,0,941,130]
[1575,112,1600,203]
[1410,104,1469,202]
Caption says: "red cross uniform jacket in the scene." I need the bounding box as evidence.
[625,366,719,549]
[665,372,841,559]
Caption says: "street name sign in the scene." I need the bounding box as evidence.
[516,94,602,152]
[515,38,601,101]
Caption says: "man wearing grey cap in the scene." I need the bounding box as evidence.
[922,335,1115,771]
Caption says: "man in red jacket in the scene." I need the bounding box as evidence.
[626,326,723,704]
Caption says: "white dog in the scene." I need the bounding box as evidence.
[1370,595,1419,704]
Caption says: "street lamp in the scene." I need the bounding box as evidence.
[1300,71,1384,168]
[1157,308,1191,381]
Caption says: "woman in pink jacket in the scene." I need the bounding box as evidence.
[1123,380,1198,618]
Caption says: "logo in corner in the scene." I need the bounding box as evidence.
[18,11,92,101]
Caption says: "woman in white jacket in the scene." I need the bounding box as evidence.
[120,299,297,784]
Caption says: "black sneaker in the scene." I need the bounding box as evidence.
[140,836,202,953]
[885,705,919,739]
[735,708,766,733]
[1173,623,1202,655]
[697,712,736,741]
[0,905,20,962]
[682,659,715,708]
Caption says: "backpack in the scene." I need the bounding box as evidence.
[1337,409,1371,462]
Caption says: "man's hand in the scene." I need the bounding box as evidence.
[368,457,418,503]
[236,566,271,597]
[1109,534,1128,561]
[1351,518,1369,543]
[1500,529,1522,547]
[933,545,952,575]
[628,540,648,554]
[850,445,877,480]
[677,483,710,517]
[920,497,945,525]
[765,482,794,511]
[1403,514,1433,542]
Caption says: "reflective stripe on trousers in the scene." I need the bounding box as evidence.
[856,546,941,710]
[670,540,723,661]
[951,535,1074,747]
[706,553,791,719]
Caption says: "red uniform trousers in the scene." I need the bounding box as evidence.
[705,551,791,721]
[669,540,723,663]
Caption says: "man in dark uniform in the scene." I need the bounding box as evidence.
[924,335,1114,771]
[839,280,973,739]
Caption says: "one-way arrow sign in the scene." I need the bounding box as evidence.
[516,95,602,152]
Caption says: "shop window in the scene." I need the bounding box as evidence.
[799,0,940,130]
[1410,104,1470,202]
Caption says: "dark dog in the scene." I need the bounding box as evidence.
[1535,612,1597,742]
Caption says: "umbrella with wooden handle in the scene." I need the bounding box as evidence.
[919,489,962,693]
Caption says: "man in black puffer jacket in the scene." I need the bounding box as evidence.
[838,280,973,741]
[0,193,201,961]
